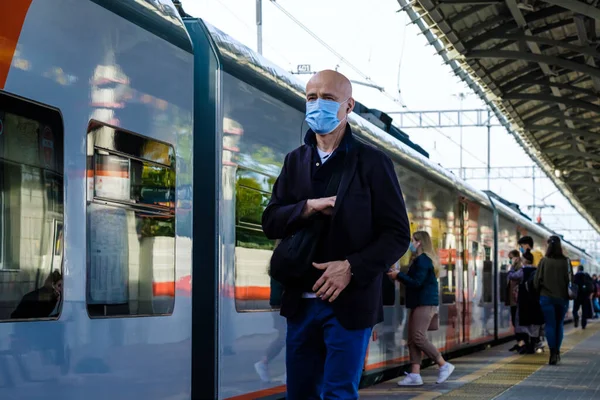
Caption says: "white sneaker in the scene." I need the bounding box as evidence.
[254,361,270,382]
[397,372,423,386]
[437,362,455,384]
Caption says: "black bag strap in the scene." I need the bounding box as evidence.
[322,154,346,198]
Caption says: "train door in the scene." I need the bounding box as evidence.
[459,200,469,343]
[459,199,479,344]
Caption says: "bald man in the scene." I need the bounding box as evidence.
[263,70,410,399]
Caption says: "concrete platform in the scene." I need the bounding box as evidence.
[360,320,600,400]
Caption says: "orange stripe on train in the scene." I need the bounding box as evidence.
[0,1,33,89]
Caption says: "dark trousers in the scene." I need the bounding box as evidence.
[285,299,371,400]
[510,306,527,342]
[573,298,592,329]
[540,296,568,351]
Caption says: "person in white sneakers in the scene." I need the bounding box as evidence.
[387,231,455,386]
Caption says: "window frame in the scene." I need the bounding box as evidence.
[85,120,176,319]
[0,91,64,322]
[234,166,277,313]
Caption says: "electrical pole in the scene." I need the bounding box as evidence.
[487,108,492,191]
[453,93,469,180]
[532,165,536,220]
[256,0,263,55]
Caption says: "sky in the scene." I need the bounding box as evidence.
[182,0,600,256]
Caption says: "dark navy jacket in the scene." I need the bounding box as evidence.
[262,126,410,330]
[397,254,439,310]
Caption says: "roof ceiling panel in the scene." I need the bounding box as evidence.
[401,0,600,233]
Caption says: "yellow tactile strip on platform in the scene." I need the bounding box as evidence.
[435,323,600,399]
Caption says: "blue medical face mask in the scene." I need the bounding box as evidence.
[519,246,525,254]
[305,98,349,135]
[409,242,418,253]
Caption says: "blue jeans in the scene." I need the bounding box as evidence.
[286,299,371,400]
[539,296,568,351]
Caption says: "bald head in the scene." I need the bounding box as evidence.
[306,70,353,101]
[305,70,355,124]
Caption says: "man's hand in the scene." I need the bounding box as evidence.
[387,269,399,281]
[302,196,336,218]
[312,260,351,302]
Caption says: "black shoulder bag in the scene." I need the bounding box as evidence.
[269,155,347,288]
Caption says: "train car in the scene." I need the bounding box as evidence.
[0,1,194,399]
[183,15,600,400]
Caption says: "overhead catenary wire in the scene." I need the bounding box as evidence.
[267,1,543,204]
[398,110,547,203]
[268,0,406,107]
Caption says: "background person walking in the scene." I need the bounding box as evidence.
[534,235,572,365]
[388,231,454,386]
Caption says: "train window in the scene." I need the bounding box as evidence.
[223,71,304,312]
[86,122,175,318]
[499,268,508,304]
[0,93,64,322]
[234,168,276,311]
[483,246,493,303]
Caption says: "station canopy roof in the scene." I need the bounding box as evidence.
[399,0,600,233]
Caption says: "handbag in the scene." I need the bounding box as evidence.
[268,156,346,288]
[567,258,578,300]
[428,308,439,331]
[427,268,439,331]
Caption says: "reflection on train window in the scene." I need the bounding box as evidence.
[86,122,175,318]
[499,270,508,304]
[222,72,303,175]
[483,245,493,303]
[234,167,276,312]
[392,164,458,306]
[222,72,303,312]
[0,94,64,321]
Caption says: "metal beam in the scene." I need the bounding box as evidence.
[488,33,600,60]
[462,5,567,48]
[525,124,600,142]
[505,79,599,99]
[448,165,547,180]
[570,181,600,189]
[574,15,600,93]
[541,0,600,22]
[458,13,515,44]
[503,93,600,115]
[544,148,600,163]
[500,1,584,161]
[465,50,600,80]
[438,0,502,3]
[527,111,600,129]
[521,94,600,124]
[386,109,501,128]
[449,3,500,26]
[256,0,262,55]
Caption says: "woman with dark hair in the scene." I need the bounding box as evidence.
[509,250,544,354]
[506,250,525,352]
[534,235,572,365]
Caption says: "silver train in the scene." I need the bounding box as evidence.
[0,1,597,399]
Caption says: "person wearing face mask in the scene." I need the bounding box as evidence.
[387,231,454,386]
[517,236,543,267]
[506,250,525,352]
[262,70,410,399]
